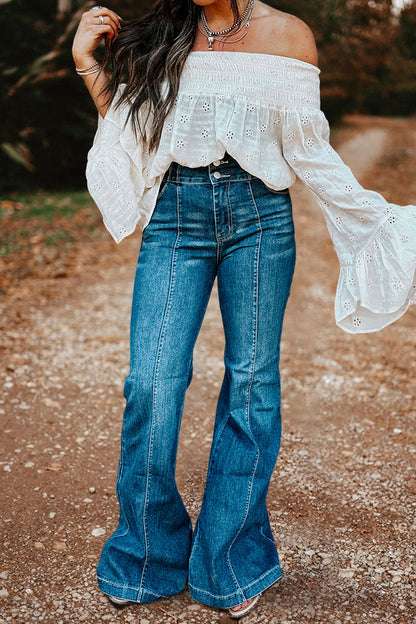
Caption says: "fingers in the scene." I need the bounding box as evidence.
[96,16,119,39]
[82,6,121,21]
[94,24,117,42]
[89,16,119,40]
[82,7,122,39]
[90,6,122,21]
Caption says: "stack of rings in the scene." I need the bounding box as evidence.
[91,5,104,25]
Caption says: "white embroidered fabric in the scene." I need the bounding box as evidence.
[85,50,416,334]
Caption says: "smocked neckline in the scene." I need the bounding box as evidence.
[187,49,320,73]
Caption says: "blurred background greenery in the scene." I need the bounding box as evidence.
[0,0,415,193]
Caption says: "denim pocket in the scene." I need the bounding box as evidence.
[251,177,290,197]
[260,525,276,545]
[156,174,170,201]
[263,184,290,195]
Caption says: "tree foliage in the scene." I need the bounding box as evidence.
[0,0,415,192]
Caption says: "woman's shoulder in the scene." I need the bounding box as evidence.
[255,2,319,68]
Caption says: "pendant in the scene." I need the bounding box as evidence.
[208,35,214,50]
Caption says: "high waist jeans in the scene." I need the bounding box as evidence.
[96,153,296,609]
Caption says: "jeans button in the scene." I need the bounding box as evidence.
[213,171,221,179]
[213,159,221,166]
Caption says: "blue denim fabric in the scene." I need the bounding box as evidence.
[96,153,296,609]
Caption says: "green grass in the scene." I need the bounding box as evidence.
[0,189,98,256]
[44,230,76,246]
[0,189,93,221]
[0,228,29,255]
[0,241,23,256]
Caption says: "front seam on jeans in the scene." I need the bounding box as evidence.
[226,181,233,239]
[138,180,182,594]
[113,430,130,540]
[226,185,262,595]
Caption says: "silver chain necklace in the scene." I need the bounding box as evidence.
[198,0,256,50]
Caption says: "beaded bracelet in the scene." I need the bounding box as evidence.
[76,66,101,76]
[75,60,100,75]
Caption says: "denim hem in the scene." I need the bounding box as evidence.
[97,574,181,603]
[188,565,282,608]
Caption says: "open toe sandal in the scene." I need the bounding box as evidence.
[106,595,133,607]
[227,591,262,619]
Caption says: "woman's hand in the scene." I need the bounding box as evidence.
[72,6,123,119]
[72,6,122,67]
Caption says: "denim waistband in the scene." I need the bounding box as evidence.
[164,152,256,185]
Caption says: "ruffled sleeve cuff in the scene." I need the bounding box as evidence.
[281,105,416,333]
[85,84,147,243]
[335,204,416,333]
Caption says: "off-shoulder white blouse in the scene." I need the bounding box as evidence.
[85,50,416,334]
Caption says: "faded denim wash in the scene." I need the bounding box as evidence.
[96,153,296,609]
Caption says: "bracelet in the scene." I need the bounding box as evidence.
[76,66,101,76]
[75,60,99,73]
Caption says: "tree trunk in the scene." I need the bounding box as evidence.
[57,0,72,20]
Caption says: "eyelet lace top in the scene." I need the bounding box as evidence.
[85,50,416,334]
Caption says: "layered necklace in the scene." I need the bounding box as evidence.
[198,0,256,50]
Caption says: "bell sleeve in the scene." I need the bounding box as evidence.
[281,104,416,334]
[85,83,147,244]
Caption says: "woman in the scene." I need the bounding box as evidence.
[72,0,416,618]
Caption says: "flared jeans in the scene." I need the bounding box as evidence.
[96,153,296,609]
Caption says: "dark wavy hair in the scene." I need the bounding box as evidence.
[96,0,241,153]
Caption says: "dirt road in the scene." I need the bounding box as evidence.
[1,115,415,624]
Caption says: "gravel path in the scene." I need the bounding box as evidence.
[1,115,415,623]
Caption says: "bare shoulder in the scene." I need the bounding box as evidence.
[281,13,318,67]
[255,3,319,67]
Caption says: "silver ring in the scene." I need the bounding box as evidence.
[98,15,104,24]
[90,5,102,10]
